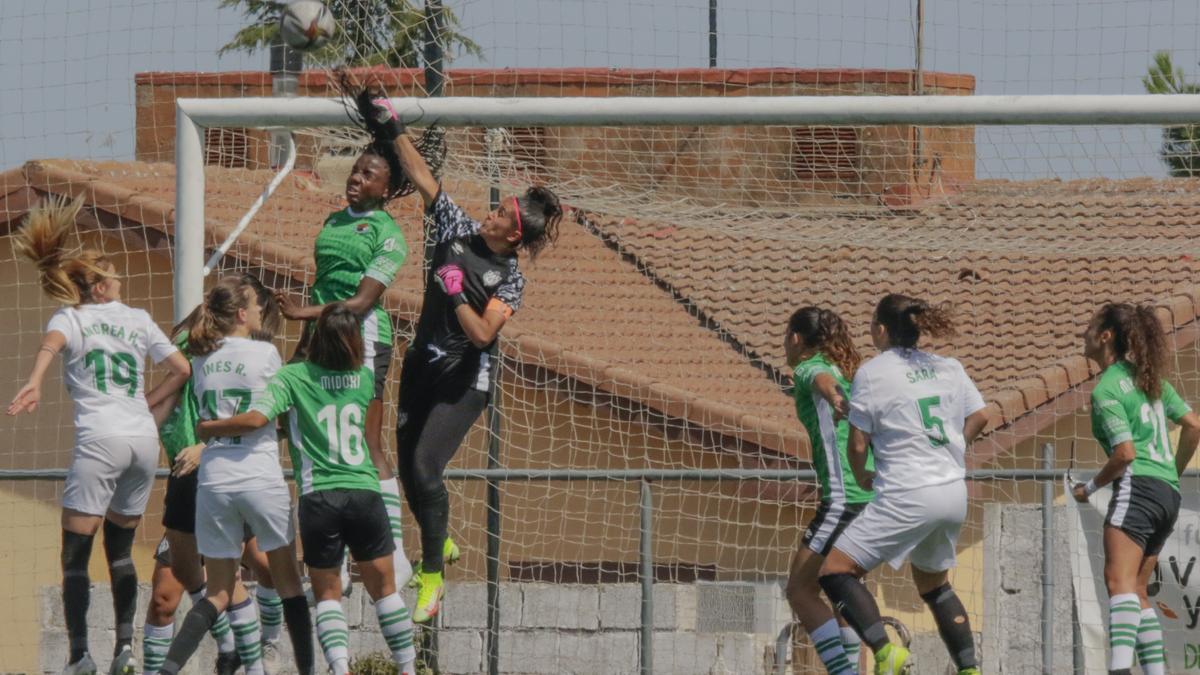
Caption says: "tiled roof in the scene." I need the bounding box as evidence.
[587,177,1200,458]
[7,161,1198,463]
[0,159,804,456]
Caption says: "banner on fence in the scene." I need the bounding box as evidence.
[1071,476,1200,673]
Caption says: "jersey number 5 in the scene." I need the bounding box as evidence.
[84,349,139,397]
[316,403,366,466]
[918,396,949,448]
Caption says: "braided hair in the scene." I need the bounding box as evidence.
[332,70,446,204]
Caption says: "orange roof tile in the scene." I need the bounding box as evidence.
[586,177,1200,458]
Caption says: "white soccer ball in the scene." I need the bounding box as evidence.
[280,0,336,51]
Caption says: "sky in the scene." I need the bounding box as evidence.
[3,0,1200,179]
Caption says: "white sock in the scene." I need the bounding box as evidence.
[316,599,350,673]
[840,625,861,673]
[228,597,265,675]
[1108,593,1141,670]
[340,552,352,592]
[142,622,173,673]
[380,478,414,588]
[190,585,236,654]
[1136,606,1166,675]
[255,585,283,643]
[810,618,854,674]
[375,592,417,669]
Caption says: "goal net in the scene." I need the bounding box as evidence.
[4,1,1200,674]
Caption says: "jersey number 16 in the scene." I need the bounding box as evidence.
[316,403,366,466]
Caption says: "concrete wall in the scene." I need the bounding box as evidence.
[133,68,976,207]
[39,581,789,675]
[982,503,1077,674]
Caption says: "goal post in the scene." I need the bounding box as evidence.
[172,92,1200,322]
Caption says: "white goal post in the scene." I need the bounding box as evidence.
[172,93,1200,323]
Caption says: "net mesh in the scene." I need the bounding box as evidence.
[4,0,1200,673]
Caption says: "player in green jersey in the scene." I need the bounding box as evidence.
[200,303,416,675]
[1073,303,1200,675]
[275,132,417,591]
[782,307,871,675]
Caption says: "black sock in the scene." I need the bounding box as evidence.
[160,598,220,674]
[921,583,977,669]
[61,530,95,664]
[416,486,450,573]
[282,594,316,675]
[819,573,890,652]
[102,519,138,655]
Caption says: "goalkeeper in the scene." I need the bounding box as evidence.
[359,92,563,623]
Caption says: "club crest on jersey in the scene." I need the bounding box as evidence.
[482,270,502,288]
[355,222,371,234]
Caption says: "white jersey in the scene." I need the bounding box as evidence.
[847,348,986,496]
[192,337,286,493]
[46,302,177,445]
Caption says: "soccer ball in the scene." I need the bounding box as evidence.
[279,0,336,51]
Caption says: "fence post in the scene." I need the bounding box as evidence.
[640,479,655,675]
[485,132,503,675]
[1041,442,1055,674]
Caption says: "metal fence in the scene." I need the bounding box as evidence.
[3,444,1102,675]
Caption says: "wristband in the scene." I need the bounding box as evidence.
[449,293,468,308]
[1084,479,1099,497]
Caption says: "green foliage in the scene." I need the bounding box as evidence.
[349,651,435,675]
[349,652,397,675]
[1143,51,1200,177]
[218,0,482,69]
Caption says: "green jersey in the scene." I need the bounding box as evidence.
[158,332,198,464]
[793,353,874,504]
[252,362,379,495]
[310,208,408,344]
[1090,361,1191,490]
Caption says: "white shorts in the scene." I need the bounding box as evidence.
[62,436,159,517]
[835,480,967,573]
[195,482,294,559]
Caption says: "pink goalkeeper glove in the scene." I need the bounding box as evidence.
[435,264,466,297]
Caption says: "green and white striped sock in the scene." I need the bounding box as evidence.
[810,619,855,674]
[229,597,264,675]
[375,592,416,669]
[142,622,173,673]
[1136,607,1166,675]
[840,625,862,672]
[255,585,283,643]
[1108,593,1141,671]
[380,478,413,588]
[316,599,350,674]
[189,586,235,655]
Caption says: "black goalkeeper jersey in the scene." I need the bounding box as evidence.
[409,191,525,391]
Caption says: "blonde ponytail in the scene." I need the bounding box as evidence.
[13,194,113,305]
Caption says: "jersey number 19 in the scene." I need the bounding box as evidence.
[84,349,139,397]
[316,403,366,466]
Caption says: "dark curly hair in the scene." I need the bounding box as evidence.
[787,306,862,379]
[1094,303,1169,400]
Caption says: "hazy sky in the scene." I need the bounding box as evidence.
[3,0,1200,179]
